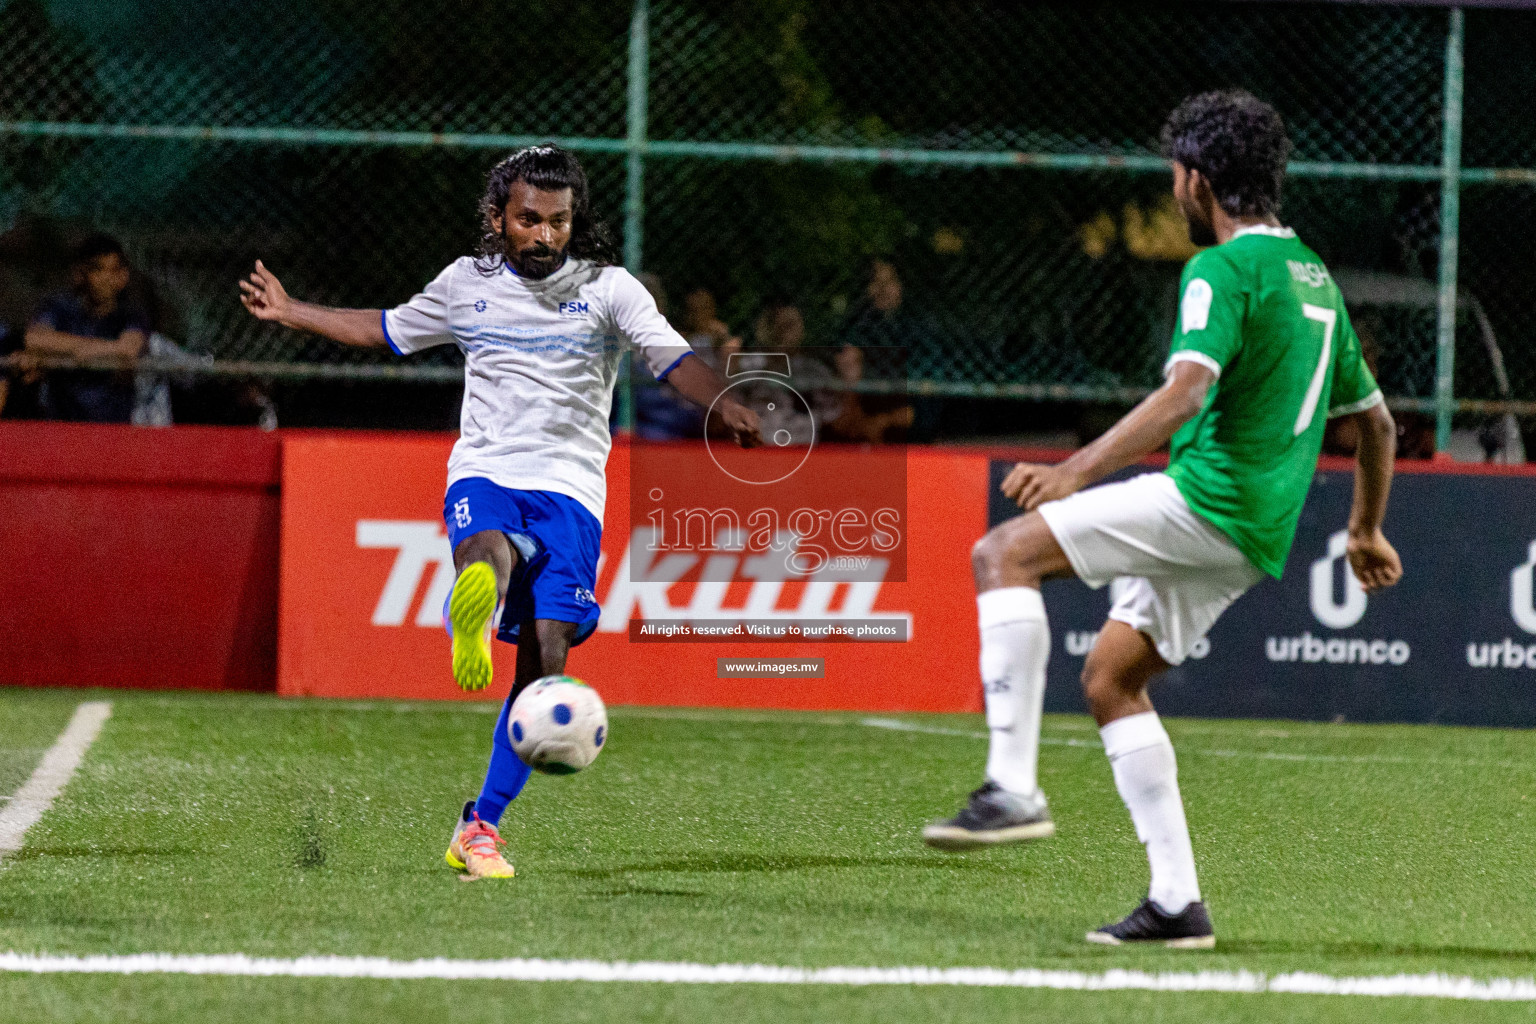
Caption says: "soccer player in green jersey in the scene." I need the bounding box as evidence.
[923,91,1403,948]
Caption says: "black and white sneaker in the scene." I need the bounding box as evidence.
[922,781,1054,850]
[1085,898,1215,949]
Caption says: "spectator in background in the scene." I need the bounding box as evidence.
[833,259,919,442]
[751,296,808,358]
[678,286,741,371]
[632,272,706,440]
[0,322,42,418]
[25,233,149,422]
[840,259,929,370]
[825,341,914,443]
[736,296,851,444]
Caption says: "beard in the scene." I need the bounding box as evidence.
[507,243,567,279]
[503,227,568,279]
[1186,216,1218,248]
[1177,194,1218,247]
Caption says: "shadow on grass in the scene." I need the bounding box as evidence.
[566,851,1020,878]
[1219,937,1536,966]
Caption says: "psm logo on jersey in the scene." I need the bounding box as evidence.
[558,301,590,317]
[573,585,597,606]
[473,299,488,313]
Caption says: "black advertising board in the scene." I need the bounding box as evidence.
[987,461,1536,726]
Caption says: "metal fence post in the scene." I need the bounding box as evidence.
[1435,6,1465,452]
[625,0,649,275]
[617,0,650,434]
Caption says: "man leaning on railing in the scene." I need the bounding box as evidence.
[23,233,149,423]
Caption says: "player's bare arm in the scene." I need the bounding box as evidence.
[1343,400,1401,593]
[1001,359,1215,510]
[662,352,763,448]
[239,260,387,347]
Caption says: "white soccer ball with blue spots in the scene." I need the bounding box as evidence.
[508,675,607,775]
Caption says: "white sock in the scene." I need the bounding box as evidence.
[977,587,1049,796]
[1100,711,1201,915]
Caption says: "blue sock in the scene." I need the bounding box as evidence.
[473,693,532,825]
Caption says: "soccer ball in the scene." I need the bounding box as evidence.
[508,675,607,775]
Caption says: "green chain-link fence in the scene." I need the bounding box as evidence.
[1,0,1533,448]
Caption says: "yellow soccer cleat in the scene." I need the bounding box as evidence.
[446,803,516,880]
[449,561,498,692]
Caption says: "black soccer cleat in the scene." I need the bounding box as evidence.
[1085,898,1215,949]
[922,781,1055,850]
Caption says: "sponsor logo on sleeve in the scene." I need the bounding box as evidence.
[1180,278,1213,333]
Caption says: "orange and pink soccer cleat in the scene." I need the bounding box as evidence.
[445,803,516,880]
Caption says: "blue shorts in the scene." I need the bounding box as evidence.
[442,478,603,647]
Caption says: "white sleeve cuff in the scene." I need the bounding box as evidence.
[1327,389,1384,418]
[381,309,403,355]
[1163,350,1222,380]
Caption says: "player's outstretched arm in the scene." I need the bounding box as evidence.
[238,260,386,348]
[1001,360,1215,510]
[1343,401,1402,592]
[663,353,763,448]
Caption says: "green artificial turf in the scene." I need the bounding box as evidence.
[1,688,1535,1023]
[0,690,81,799]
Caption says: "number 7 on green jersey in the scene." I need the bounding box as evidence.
[1295,303,1336,437]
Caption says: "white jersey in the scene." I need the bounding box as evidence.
[383,256,693,520]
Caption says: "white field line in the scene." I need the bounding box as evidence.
[856,717,1521,768]
[0,952,1533,1001]
[0,702,112,862]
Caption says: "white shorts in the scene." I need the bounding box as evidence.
[1037,472,1266,666]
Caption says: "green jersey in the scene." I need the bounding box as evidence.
[1164,225,1381,579]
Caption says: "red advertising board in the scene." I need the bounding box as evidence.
[0,421,280,691]
[278,434,988,711]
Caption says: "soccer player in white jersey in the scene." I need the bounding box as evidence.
[922,92,1404,946]
[241,145,761,879]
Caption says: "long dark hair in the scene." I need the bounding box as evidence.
[474,144,618,274]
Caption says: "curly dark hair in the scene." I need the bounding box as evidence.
[474,144,618,274]
[1161,90,1291,218]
